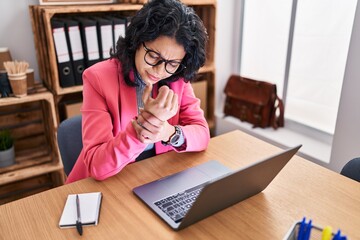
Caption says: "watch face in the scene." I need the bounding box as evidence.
[170,135,180,144]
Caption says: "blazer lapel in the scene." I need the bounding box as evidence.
[119,69,138,130]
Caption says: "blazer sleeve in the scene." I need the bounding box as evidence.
[80,65,147,181]
[173,81,210,152]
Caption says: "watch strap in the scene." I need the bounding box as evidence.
[161,125,184,147]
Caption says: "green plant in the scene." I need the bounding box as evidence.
[0,130,13,151]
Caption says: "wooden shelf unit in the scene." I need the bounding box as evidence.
[0,84,64,204]
[30,1,217,130]
[30,4,143,96]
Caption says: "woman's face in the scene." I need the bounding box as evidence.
[135,36,186,84]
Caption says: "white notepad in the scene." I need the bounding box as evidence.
[59,192,102,228]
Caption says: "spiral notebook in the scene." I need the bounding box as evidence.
[59,192,102,228]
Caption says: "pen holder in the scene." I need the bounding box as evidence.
[283,220,347,240]
[7,72,27,97]
[283,222,331,240]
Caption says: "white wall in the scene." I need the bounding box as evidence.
[215,0,238,114]
[214,0,360,173]
[330,0,360,172]
[0,0,40,81]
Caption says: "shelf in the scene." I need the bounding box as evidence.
[0,84,52,106]
[0,146,52,175]
[0,174,54,205]
[54,85,83,96]
[0,87,64,188]
[182,0,216,5]
[199,63,215,74]
[31,4,143,96]
[43,63,215,96]
[41,3,142,14]
[0,161,63,186]
[135,0,216,6]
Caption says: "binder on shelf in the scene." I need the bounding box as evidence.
[105,16,127,50]
[92,17,113,60]
[76,17,100,68]
[0,72,12,97]
[126,16,132,27]
[62,18,85,86]
[51,18,76,88]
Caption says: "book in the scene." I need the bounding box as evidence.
[59,192,102,228]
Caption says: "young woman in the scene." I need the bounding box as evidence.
[66,0,209,183]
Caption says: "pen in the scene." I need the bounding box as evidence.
[303,220,312,240]
[76,194,83,236]
[321,226,332,240]
[298,217,306,240]
[332,230,347,240]
[297,217,312,240]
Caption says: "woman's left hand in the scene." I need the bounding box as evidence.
[132,109,175,144]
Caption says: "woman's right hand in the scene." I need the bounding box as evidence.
[142,82,178,122]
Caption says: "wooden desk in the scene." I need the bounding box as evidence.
[0,130,359,239]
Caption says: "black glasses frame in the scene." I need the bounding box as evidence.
[142,42,186,74]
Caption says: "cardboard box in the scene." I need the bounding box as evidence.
[64,102,82,119]
[192,80,208,118]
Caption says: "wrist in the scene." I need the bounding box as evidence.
[161,125,183,147]
[164,125,176,142]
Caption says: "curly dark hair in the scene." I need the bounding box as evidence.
[110,0,208,86]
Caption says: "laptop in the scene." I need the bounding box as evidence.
[133,145,301,231]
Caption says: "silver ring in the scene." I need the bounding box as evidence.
[137,120,144,128]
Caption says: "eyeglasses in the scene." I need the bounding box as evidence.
[143,42,186,74]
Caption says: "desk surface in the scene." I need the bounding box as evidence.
[0,130,359,240]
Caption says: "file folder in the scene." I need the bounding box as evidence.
[76,17,100,68]
[126,16,132,27]
[62,18,85,85]
[51,19,76,88]
[0,72,12,97]
[92,17,113,60]
[105,16,127,50]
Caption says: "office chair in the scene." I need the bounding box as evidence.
[57,115,83,176]
[340,157,360,182]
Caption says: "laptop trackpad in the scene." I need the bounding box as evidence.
[133,160,231,202]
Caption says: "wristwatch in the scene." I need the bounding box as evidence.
[162,125,182,146]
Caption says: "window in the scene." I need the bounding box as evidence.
[240,0,357,134]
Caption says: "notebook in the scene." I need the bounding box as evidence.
[133,145,301,230]
[59,192,102,228]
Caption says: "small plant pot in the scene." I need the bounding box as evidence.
[0,145,15,167]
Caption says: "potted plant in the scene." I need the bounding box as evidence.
[0,129,15,167]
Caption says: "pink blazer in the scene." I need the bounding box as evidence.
[66,59,210,183]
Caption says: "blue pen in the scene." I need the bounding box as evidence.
[332,230,340,240]
[332,230,346,240]
[297,217,306,240]
[303,220,312,240]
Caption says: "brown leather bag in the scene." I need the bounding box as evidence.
[224,75,284,129]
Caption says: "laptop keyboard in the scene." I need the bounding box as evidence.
[154,184,205,223]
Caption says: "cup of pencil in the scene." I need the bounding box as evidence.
[3,60,29,97]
